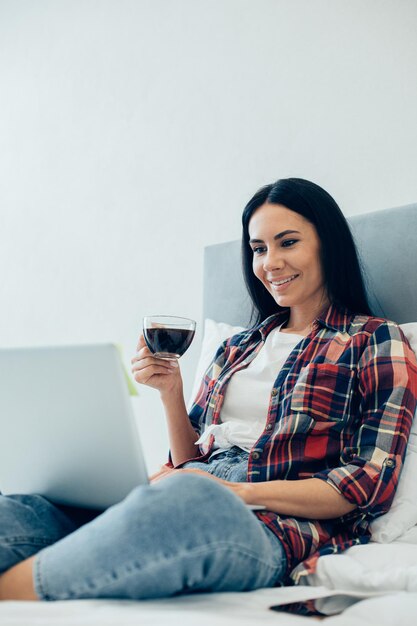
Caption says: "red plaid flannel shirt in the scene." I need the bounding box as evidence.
[179,302,417,587]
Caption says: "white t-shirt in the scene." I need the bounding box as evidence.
[196,324,304,454]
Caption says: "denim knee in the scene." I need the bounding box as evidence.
[136,472,245,519]
[0,494,77,574]
[118,472,250,549]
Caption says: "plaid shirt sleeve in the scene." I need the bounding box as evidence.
[165,338,233,467]
[187,339,230,436]
[312,321,417,517]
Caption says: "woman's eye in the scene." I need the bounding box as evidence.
[282,239,298,247]
[252,246,266,255]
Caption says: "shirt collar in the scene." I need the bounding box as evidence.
[315,301,356,333]
[244,302,355,343]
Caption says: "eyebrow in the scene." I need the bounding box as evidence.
[249,229,301,244]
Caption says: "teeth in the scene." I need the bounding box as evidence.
[271,275,298,286]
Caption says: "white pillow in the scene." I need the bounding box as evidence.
[188,318,417,542]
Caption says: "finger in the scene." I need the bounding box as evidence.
[136,334,146,351]
[148,467,168,482]
[131,341,165,362]
[132,365,176,384]
[132,356,177,373]
[150,468,178,483]
[131,348,152,364]
[131,344,179,364]
[149,465,174,479]
[150,464,170,477]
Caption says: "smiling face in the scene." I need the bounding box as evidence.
[248,202,330,323]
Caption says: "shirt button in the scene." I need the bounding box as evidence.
[265,423,273,431]
[271,389,278,397]
[251,451,261,460]
[385,459,395,468]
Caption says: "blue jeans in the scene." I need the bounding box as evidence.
[0,448,287,600]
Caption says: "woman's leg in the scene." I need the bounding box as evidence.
[0,493,99,599]
[0,493,98,575]
[31,473,286,601]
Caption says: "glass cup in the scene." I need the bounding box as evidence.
[143,315,196,359]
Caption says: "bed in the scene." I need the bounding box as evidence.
[2,202,417,625]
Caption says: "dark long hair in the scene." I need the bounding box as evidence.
[241,177,374,325]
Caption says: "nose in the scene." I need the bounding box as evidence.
[262,248,284,272]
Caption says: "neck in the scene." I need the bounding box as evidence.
[284,300,330,333]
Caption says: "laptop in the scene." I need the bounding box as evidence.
[0,343,149,509]
[0,342,265,511]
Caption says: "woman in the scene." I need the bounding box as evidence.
[1,177,416,603]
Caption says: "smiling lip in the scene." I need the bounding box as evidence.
[269,274,299,291]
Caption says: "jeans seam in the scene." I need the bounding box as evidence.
[2,536,56,546]
[34,552,48,600]
[37,540,285,600]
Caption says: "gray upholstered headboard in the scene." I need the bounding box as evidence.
[203,202,417,327]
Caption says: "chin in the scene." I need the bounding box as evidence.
[270,295,293,307]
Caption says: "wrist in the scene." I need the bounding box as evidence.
[160,382,184,405]
[226,481,257,505]
[244,482,260,504]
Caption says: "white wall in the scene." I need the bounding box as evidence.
[1,0,416,473]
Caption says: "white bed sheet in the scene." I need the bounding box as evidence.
[0,587,326,626]
[2,532,417,625]
[2,587,417,626]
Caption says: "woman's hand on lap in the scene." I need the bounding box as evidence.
[149,466,216,484]
[148,466,253,505]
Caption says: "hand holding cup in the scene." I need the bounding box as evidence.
[131,316,196,395]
